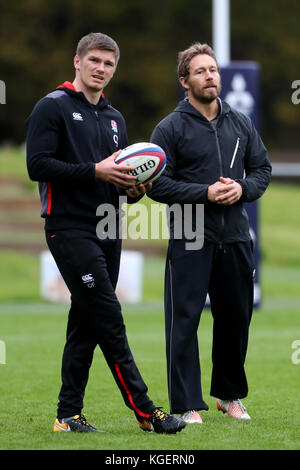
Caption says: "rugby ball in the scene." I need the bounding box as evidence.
[115,142,166,185]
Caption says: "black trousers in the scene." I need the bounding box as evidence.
[46,229,154,419]
[164,239,255,414]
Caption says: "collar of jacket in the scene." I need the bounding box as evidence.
[174,97,230,121]
[56,81,109,109]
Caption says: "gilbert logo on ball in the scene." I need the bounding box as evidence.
[115,142,166,185]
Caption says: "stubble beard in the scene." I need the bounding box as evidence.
[189,81,221,104]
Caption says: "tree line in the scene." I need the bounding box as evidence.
[0,0,299,150]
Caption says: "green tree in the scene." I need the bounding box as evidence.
[0,0,299,149]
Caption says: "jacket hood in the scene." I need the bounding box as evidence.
[56,81,108,108]
[174,97,231,120]
[57,81,77,92]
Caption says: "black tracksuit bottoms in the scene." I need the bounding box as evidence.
[46,228,155,419]
[164,239,255,414]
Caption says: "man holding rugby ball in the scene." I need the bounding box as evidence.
[26,32,185,435]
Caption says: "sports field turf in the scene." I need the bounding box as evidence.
[0,258,299,452]
[0,149,299,452]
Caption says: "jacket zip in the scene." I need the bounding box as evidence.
[230,137,240,169]
[94,110,104,159]
[212,126,225,243]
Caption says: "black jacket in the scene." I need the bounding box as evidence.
[148,98,272,244]
[26,82,128,231]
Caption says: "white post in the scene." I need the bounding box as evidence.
[212,0,231,66]
[0,340,6,364]
[0,80,6,104]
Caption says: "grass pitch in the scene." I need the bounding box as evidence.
[0,261,299,452]
[0,149,299,452]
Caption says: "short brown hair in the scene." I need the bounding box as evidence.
[177,42,218,79]
[76,32,120,64]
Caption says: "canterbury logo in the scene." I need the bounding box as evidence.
[82,274,94,283]
[73,112,83,121]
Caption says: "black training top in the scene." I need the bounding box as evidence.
[26,82,128,232]
[148,98,272,244]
